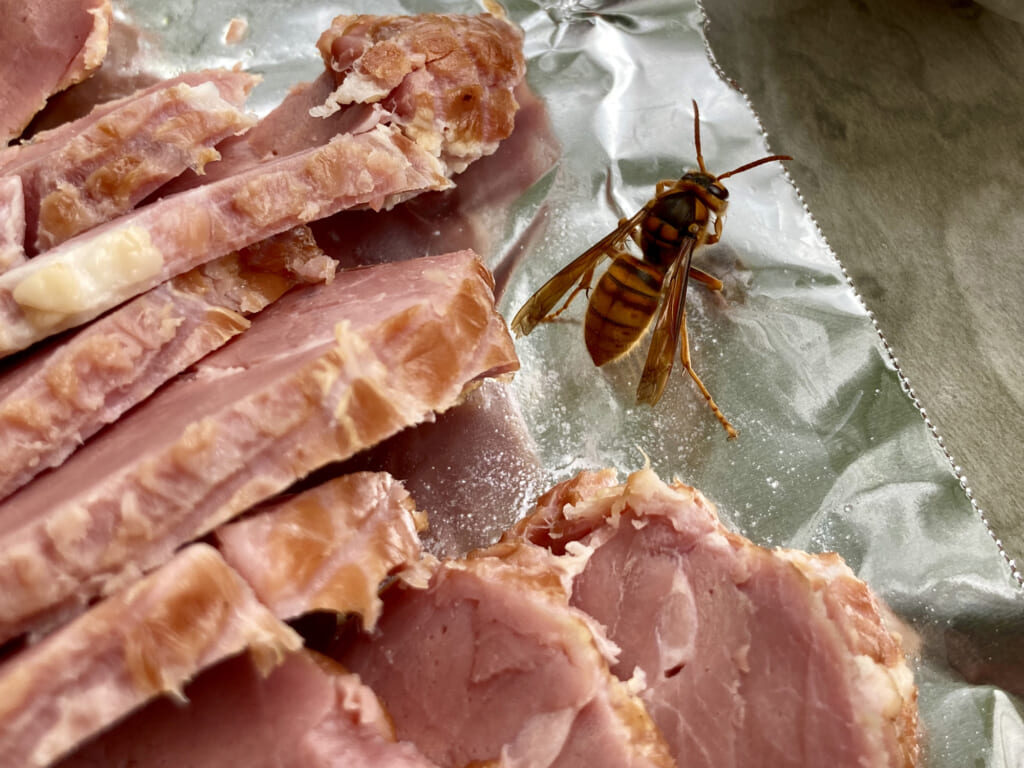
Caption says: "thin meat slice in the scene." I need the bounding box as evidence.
[314,12,525,174]
[0,122,450,358]
[217,472,426,630]
[511,469,921,768]
[0,0,111,143]
[57,650,439,768]
[0,249,517,645]
[0,176,25,271]
[336,542,674,768]
[11,74,258,255]
[0,225,333,501]
[0,543,301,768]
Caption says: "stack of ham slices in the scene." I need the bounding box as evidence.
[0,7,919,768]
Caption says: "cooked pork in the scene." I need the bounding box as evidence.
[0,176,25,271]
[511,469,920,768]
[314,13,525,175]
[336,541,674,768]
[7,73,258,255]
[217,472,425,629]
[0,225,333,501]
[0,249,517,645]
[0,123,450,358]
[0,544,301,768]
[57,650,439,768]
[0,0,111,143]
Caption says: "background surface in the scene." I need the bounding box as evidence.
[703,0,1024,572]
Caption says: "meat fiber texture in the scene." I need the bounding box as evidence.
[2,69,259,257]
[57,650,439,768]
[0,175,25,271]
[0,225,334,501]
[510,468,920,768]
[0,543,302,768]
[217,471,426,630]
[314,12,526,175]
[0,122,450,357]
[336,541,675,768]
[0,0,111,143]
[0,249,517,646]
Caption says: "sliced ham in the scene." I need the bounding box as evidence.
[0,249,517,645]
[511,469,920,768]
[314,12,525,175]
[0,122,450,358]
[57,650,439,768]
[334,379,544,559]
[335,541,674,768]
[217,472,425,630]
[0,176,25,271]
[0,225,333,501]
[0,543,301,768]
[7,73,258,255]
[0,0,111,143]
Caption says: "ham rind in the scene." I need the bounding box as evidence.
[0,122,450,358]
[0,225,333,501]
[511,469,921,768]
[0,543,301,768]
[336,541,674,768]
[13,76,258,255]
[0,249,517,645]
[57,650,439,768]
[0,0,111,144]
[217,472,425,630]
[0,176,25,271]
[315,13,525,175]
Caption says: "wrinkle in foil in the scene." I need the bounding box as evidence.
[108,0,1024,765]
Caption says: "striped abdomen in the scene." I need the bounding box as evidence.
[585,255,666,366]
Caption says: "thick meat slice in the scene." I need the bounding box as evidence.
[0,176,24,271]
[217,472,425,629]
[315,13,525,174]
[0,0,111,143]
[7,73,258,255]
[0,249,517,645]
[0,123,449,358]
[57,650,438,768]
[0,225,333,501]
[512,469,920,768]
[0,544,301,768]
[336,542,674,768]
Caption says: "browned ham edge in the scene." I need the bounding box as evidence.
[0,249,517,646]
[510,469,921,768]
[315,13,525,176]
[0,123,451,358]
[0,225,333,501]
[5,72,259,256]
[335,541,675,768]
[217,472,425,630]
[0,544,301,768]
[57,650,440,768]
[0,0,111,144]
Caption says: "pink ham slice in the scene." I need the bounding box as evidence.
[315,13,525,176]
[0,249,517,646]
[511,469,921,768]
[0,225,333,501]
[56,650,439,768]
[335,541,675,768]
[0,0,111,144]
[217,472,426,630]
[0,176,25,270]
[0,122,450,358]
[5,72,258,256]
[0,543,301,768]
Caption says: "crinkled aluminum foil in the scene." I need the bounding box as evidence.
[109,0,1024,764]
